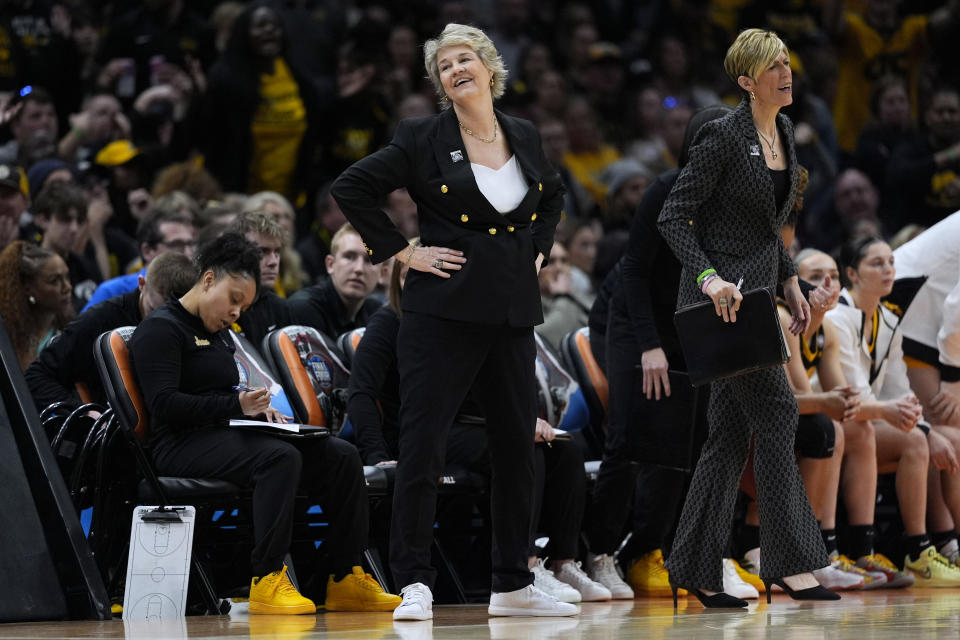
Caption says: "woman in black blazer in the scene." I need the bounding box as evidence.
[332,23,574,620]
[657,29,835,607]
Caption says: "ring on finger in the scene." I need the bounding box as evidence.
[433,259,444,270]
[719,298,728,306]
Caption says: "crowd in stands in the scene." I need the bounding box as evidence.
[4,0,960,606]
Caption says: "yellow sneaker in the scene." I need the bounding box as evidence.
[249,565,316,615]
[904,546,960,587]
[627,549,685,598]
[324,566,403,611]
[730,558,765,593]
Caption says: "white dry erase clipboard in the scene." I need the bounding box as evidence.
[122,505,196,620]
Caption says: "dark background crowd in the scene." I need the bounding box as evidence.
[1,0,959,381]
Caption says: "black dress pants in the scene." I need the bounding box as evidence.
[392,311,537,593]
[153,428,368,577]
[530,439,586,559]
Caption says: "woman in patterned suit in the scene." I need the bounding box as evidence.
[657,28,836,607]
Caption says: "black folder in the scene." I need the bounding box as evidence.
[673,287,788,386]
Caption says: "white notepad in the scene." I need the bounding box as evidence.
[229,419,327,434]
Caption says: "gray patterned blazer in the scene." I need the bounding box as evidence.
[657,99,798,309]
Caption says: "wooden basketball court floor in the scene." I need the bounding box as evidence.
[3,590,959,639]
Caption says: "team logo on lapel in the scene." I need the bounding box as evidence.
[450,150,464,163]
[749,144,761,156]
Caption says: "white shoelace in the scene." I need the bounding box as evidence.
[591,555,626,585]
[399,583,430,607]
[533,560,572,593]
[561,561,597,588]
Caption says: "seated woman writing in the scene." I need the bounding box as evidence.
[129,232,400,614]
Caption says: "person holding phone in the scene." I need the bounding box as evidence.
[129,232,400,614]
[657,28,834,607]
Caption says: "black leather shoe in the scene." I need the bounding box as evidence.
[763,578,841,603]
[670,581,748,610]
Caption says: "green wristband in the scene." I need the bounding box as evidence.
[696,268,717,285]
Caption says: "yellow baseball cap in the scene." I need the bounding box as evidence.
[94,139,141,167]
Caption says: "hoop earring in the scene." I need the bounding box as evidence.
[28,295,36,304]
[490,79,495,87]
[442,95,449,102]
[750,90,756,101]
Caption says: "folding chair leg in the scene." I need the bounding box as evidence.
[363,548,390,593]
[432,537,467,604]
[284,552,299,590]
[191,556,229,615]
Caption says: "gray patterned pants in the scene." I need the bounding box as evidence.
[663,365,828,591]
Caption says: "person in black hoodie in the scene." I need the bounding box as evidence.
[584,106,730,598]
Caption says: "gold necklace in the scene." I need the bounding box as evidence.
[756,126,778,160]
[458,117,498,143]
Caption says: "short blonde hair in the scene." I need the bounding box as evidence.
[724,28,788,91]
[330,222,361,257]
[423,23,507,108]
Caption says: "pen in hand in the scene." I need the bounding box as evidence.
[736,277,744,291]
[233,385,261,393]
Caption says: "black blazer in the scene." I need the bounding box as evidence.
[332,108,564,327]
[658,100,799,309]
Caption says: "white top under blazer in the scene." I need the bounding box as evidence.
[471,155,529,214]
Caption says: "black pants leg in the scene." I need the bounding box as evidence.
[533,439,586,560]
[392,313,530,591]
[153,428,302,576]
[624,464,687,561]
[297,436,369,573]
[586,348,636,555]
[473,324,537,592]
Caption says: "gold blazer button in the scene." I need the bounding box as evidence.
[507,226,515,232]
[488,227,497,235]
[441,184,448,193]
[531,213,537,221]
[460,214,469,222]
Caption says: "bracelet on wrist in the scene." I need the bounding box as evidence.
[696,268,717,286]
[402,243,416,265]
[701,274,718,294]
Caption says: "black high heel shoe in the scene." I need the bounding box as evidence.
[670,581,749,610]
[762,578,841,603]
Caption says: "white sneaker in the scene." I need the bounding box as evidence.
[587,553,634,599]
[393,583,433,621]
[554,561,612,602]
[722,558,759,599]
[532,559,581,603]
[488,584,580,617]
[814,560,866,591]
